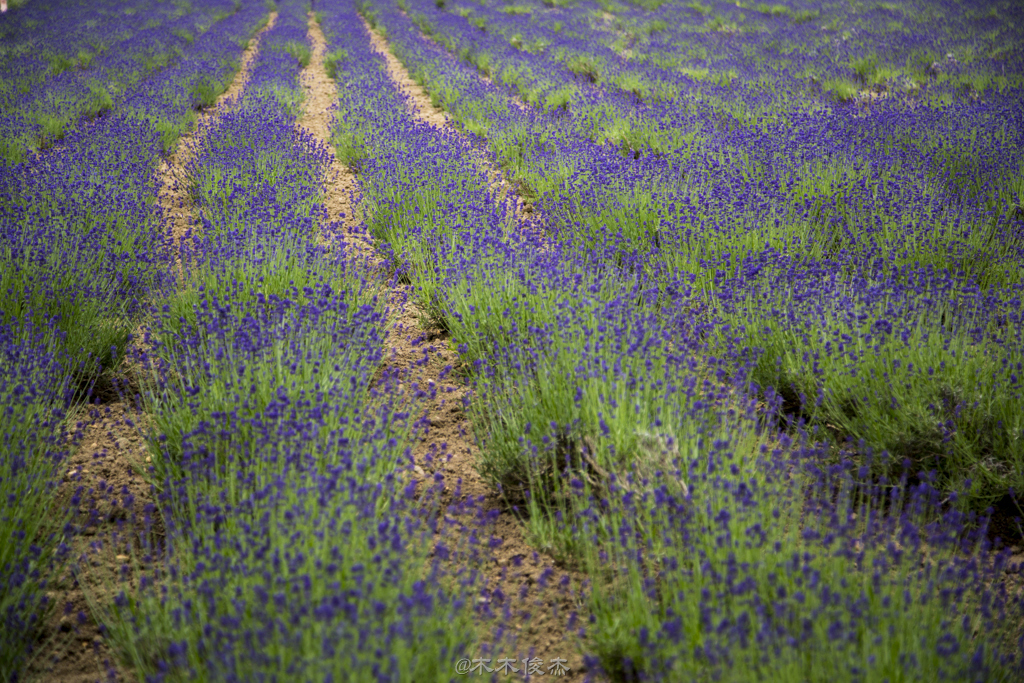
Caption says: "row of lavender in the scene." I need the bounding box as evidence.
[344,0,1024,679]
[0,0,249,163]
[404,0,1024,225]
[0,3,269,677]
[369,0,1024,513]
[394,0,1024,228]
[2,0,1022,680]
[445,0,1023,112]
[0,0,180,95]
[90,2,486,679]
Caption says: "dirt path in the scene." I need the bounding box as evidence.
[297,15,374,260]
[158,12,278,265]
[360,15,541,227]
[361,17,450,130]
[355,16,591,682]
[29,14,277,683]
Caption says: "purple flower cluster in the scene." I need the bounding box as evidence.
[337,0,1024,678]
[583,440,1024,680]
[319,0,529,311]
[0,0,270,386]
[0,0,248,160]
[3,0,1023,680]
[0,315,74,677]
[119,2,271,151]
[95,3,485,679]
[363,0,1024,508]
[1,2,269,677]
[243,1,312,116]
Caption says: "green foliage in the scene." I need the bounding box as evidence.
[191,74,227,109]
[870,65,901,86]
[323,47,349,80]
[270,85,305,118]
[0,137,28,166]
[282,39,312,68]
[76,49,95,69]
[137,48,173,72]
[1000,160,1024,220]
[449,267,696,516]
[715,280,1024,511]
[543,84,576,111]
[564,52,602,82]
[680,66,710,80]
[172,27,195,44]
[609,72,651,101]
[754,3,789,17]
[332,125,369,168]
[644,18,668,34]
[584,431,1021,681]
[850,54,879,81]
[823,77,858,101]
[0,195,158,387]
[956,71,1001,95]
[0,330,73,681]
[460,45,495,78]
[172,0,193,17]
[706,15,740,33]
[35,113,70,148]
[83,82,114,119]
[791,8,820,23]
[47,52,77,75]
[154,113,195,155]
[625,0,663,9]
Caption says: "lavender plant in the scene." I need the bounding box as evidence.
[0,0,245,162]
[93,6,486,679]
[4,0,1024,680]
[344,1,1024,679]
[0,317,75,679]
[0,3,271,678]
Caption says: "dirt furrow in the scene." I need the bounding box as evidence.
[297,15,375,260]
[159,12,279,263]
[30,14,278,683]
[361,17,450,130]
[355,17,590,682]
[360,15,541,228]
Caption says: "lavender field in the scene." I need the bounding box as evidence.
[2,0,1024,681]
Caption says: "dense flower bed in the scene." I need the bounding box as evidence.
[0,0,252,162]
[342,0,1024,679]
[0,3,268,677]
[2,0,1024,680]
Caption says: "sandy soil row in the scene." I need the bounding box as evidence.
[352,16,591,681]
[30,14,278,683]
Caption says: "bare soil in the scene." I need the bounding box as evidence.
[158,13,279,264]
[28,14,278,683]
[297,17,375,261]
[362,14,542,228]
[355,17,592,682]
[28,404,152,683]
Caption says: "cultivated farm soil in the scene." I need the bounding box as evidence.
[324,14,592,681]
[29,14,278,682]
[362,13,542,229]
[30,10,592,681]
